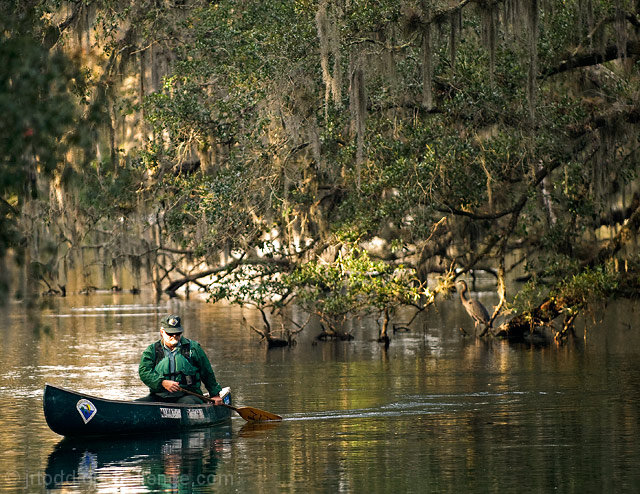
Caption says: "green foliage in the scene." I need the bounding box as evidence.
[207,261,291,309]
[156,163,266,253]
[205,240,426,329]
[0,35,80,186]
[74,161,143,219]
[284,243,423,324]
[5,0,640,324]
[512,267,620,314]
[128,0,640,319]
[0,5,89,258]
[555,267,619,307]
[511,278,549,315]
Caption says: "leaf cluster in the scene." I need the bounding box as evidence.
[284,243,423,320]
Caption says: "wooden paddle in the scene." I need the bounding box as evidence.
[178,387,282,422]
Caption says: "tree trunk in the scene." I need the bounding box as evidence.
[378,307,391,347]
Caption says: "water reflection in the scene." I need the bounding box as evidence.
[236,421,282,438]
[45,426,232,492]
[2,292,640,492]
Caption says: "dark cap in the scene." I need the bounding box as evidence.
[161,314,183,333]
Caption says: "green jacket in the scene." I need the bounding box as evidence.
[139,337,222,398]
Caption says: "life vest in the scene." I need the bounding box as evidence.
[153,339,201,388]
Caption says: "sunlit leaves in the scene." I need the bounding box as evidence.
[17,0,638,318]
[285,243,422,321]
[158,165,262,253]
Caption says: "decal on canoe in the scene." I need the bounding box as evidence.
[76,399,97,424]
[186,408,205,421]
[160,407,181,419]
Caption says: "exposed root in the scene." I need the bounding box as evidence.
[316,323,354,341]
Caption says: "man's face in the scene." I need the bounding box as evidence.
[161,329,181,349]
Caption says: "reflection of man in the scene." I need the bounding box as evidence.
[142,432,223,491]
[138,315,223,404]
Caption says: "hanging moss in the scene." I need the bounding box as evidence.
[329,3,343,106]
[422,22,433,110]
[381,27,399,98]
[614,5,628,59]
[349,52,366,188]
[316,0,342,119]
[577,0,595,46]
[449,11,459,68]
[316,0,332,119]
[481,3,497,83]
[525,0,539,125]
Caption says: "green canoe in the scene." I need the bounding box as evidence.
[43,384,232,437]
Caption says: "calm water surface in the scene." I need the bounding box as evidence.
[0,291,639,493]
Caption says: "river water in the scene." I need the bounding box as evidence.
[0,290,639,493]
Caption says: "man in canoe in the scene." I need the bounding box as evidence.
[138,314,223,404]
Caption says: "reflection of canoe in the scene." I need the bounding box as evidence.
[45,426,231,489]
[43,384,232,437]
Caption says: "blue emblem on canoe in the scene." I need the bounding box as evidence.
[76,399,97,424]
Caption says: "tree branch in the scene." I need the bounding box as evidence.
[495,199,640,339]
[430,0,473,24]
[589,200,640,267]
[0,196,18,216]
[164,255,290,295]
[44,1,84,49]
[436,159,561,220]
[543,41,640,79]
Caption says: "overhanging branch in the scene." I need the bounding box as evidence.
[543,41,640,79]
[436,160,561,220]
[164,255,291,296]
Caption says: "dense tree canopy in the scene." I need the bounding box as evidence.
[0,2,97,298]
[3,0,640,338]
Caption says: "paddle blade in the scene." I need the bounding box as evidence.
[233,405,282,422]
[176,387,281,422]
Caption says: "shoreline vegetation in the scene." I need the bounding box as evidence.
[3,1,640,345]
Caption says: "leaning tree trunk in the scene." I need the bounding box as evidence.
[493,295,578,339]
[495,200,640,339]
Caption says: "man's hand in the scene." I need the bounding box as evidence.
[162,380,181,393]
[210,395,223,405]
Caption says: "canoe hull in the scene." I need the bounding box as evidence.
[43,384,232,437]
